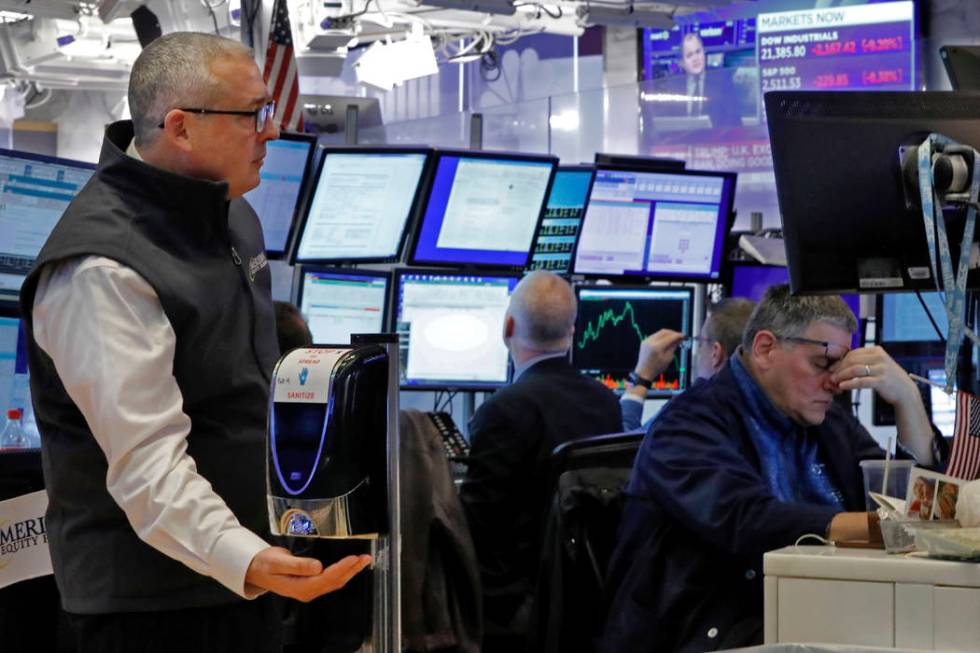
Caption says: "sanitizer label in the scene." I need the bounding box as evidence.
[273,348,347,404]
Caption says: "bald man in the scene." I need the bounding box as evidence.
[460,271,622,651]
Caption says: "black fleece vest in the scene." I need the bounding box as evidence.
[19,121,280,613]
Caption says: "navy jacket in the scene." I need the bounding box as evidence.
[601,362,886,652]
[460,356,622,627]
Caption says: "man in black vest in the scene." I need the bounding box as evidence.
[460,270,622,652]
[20,32,370,651]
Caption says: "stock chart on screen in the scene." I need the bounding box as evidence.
[572,287,693,395]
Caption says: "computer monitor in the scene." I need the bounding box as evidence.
[873,292,950,434]
[527,166,595,274]
[940,46,980,91]
[409,150,558,270]
[0,149,97,306]
[765,90,980,294]
[292,147,432,264]
[0,312,37,446]
[572,285,694,396]
[242,132,316,258]
[295,267,389,345]
[394,269,518,390]
[571,166,736,282]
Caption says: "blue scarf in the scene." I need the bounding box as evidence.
[729,353,844,510]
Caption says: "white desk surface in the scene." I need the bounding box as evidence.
[764,545,980,587]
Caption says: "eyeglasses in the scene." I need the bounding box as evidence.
[681,336,713,349]
[157,101,276,133]
[776,335,850,369]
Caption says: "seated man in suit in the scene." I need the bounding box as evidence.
[460,270,622,651]
[602,284,946,652]
[621,297,756,430]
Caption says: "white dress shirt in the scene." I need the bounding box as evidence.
[32,248,269,597]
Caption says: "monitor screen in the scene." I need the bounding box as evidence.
[296,267,389,345]
[527,168,594,273]
[880,292,948,343]
[766,90,980,294]
[242,134,315,258]
[572,286,694,395]
[873,292,947,430]
[0,149,96,305]
[410,152,557,269]
[395,270,518,389]
[0,315,37,446]
[572,167,736,281]
[293,149,430,263]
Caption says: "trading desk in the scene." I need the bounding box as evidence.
[764,545,980,651]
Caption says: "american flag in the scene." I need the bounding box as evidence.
[948,389,980,480]
[263,0,303,132]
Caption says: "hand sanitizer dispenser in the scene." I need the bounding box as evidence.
[267,338,401,653]
[267,345,389,538]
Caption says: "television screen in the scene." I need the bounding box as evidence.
[293,148,431,264]
[242,133,316,258]
[572,167,735,281]
[527,167,594,274]
[0,149,96,305]
[296,267,389,345]
[637,0,917,235]
[410,151,557,269]
[572,286,694,396]
[394,270,518,389]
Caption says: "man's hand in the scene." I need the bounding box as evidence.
[244,546,372,602]
[625,329,685,400]
[827,512,870,542]
[831,346,934,464]
[635,329,685,380]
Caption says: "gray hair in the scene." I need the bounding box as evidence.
[128,32,254,146]
[742,283,857,350]
[703,297,756,356]
[508,271,577,352]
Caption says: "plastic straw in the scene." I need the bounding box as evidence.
[882,436,894,496]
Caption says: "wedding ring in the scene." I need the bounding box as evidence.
[864,364,872,378]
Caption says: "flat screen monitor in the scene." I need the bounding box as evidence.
[765,91,980,294]
[0,149,96,305]
[394,269,518,390]
[242,132,316,258]
[0,313,38,446]
[572,285,694,396]
[295,267,389,345]
[409,150,558,269]
[527,166,594,274]
[940,45,980,91]
[872,292,949,433]
[292,147,432,264]
[571,167,736,282]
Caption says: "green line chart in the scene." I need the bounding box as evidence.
[576,301,645,350]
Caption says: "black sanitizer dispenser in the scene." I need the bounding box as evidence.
[267,340,401,653]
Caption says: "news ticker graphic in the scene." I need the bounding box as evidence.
[757,1,915,95]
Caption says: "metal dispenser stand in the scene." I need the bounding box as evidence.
[354,333,401,653]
